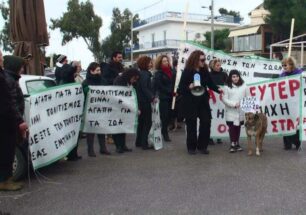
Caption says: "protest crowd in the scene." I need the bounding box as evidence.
[0,45,304,192]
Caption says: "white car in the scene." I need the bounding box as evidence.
[13,75,56,180]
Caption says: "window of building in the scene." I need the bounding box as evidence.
[233,34,262,52]
[152,33,155,47]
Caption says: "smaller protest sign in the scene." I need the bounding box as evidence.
[240,96,260,113]
[148,100,163,150]
[82,86,138,134]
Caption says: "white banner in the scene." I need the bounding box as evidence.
[82,86,138,134]
[175,41,282,90]
[300,74,306,141]
[210,75,301,138]
[28,84,84,170]
[148,101,163,150]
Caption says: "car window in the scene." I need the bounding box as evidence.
[26,80,56,94]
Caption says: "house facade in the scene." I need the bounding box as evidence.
[132,11,240,60]
[228,3,277,58]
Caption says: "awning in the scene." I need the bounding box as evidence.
[228,26,260,37]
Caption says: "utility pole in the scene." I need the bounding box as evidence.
[131,13,133,66]
[211,0,214,50]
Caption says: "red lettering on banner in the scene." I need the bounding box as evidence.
[289,79,300,97]
[287,119,295,130]
[209,90,216,104]
[278,81,287,99]
[303,117,306,124]
[249,86,256,96]
[258,85,266,100]
[268,82,277,100]
[218,124,227,133]
[271,120,278,132]
[271,118,298,133]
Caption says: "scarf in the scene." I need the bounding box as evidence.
[161,65,172,79]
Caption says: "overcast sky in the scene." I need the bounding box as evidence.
[1,0,263,67]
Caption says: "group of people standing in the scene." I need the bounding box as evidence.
[1,47,303,191]
[54,51,178,158]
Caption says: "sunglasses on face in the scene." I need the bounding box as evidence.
[199,58,206,62]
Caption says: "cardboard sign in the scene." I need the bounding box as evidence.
[241,96,260,113]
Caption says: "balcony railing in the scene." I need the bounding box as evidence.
[133,11,241,28]
[135,39,181,50]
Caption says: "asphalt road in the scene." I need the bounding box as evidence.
[1,129,306,215]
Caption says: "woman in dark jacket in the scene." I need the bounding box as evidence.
[83,62,111,157]
[153,55,174,142]
[178,50,222,155]
[279,57,303,150]
[209,58,228,145]
[135,56,155,150]
[113,68,140,153]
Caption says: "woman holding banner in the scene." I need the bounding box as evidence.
[178,50,222,155]
[153,55,174,142]
[135,56,155,150]
[113,68,140,153]
[280,57,303,150]
[82,62,111,157]
[209,58,228,145]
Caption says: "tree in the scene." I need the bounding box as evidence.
[101,8,140,59]
[0,0,13,52]
[50,0,103,60]
[264,0,306,39]
[219,8,242,20]
[201,29,231,52]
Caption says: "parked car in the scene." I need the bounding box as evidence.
[13,75,56,180]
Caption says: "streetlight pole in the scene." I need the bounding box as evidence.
[131,13,133,66]
[211,0,214,50]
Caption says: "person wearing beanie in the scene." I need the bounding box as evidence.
[0,52,27,191]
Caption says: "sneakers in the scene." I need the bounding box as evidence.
[229,145,236,153]
[229,142,243,153]
[235,144,243,151]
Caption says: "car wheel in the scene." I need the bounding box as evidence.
[12,147,27,181]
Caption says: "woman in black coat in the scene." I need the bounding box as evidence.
[153,55,174,142]
[113,68,140,153]
[178,50,222,155]
[135,56,155,150]
[209,58,228,145]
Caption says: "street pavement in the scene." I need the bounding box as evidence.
[1,129,306,215]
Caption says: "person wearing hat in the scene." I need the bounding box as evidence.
[0,53,28,191]
[54,54,76,85]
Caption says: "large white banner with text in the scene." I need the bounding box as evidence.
[28,84,84,170]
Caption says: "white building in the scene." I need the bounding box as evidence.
[132,11,241,60]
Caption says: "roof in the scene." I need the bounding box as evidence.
[228,25,261,37]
